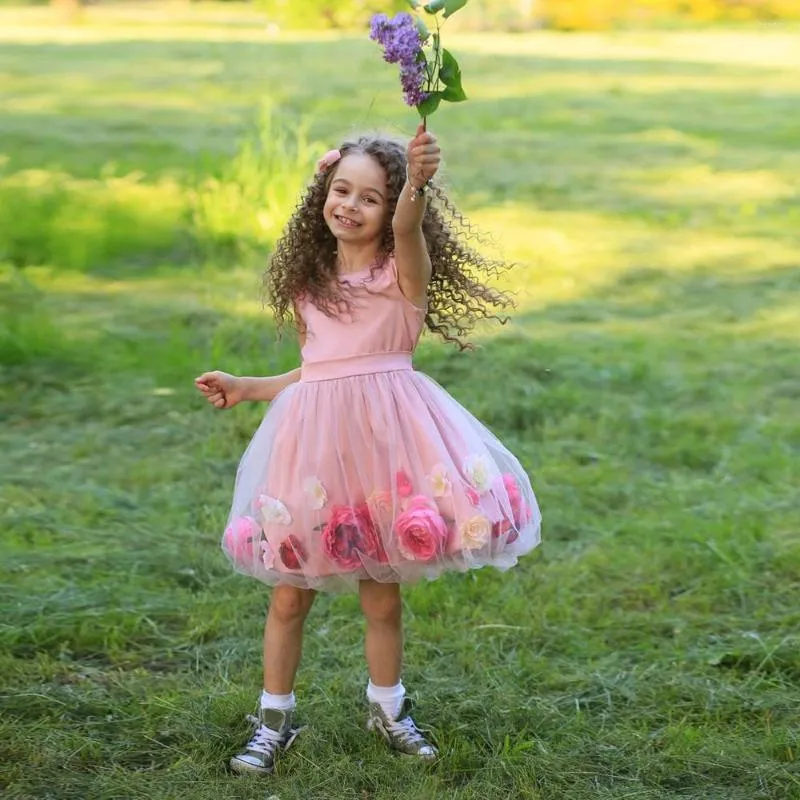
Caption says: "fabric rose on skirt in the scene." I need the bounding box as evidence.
[322,505,381,569]
[491,473,530,543]
[279,535,307,570]
[223,516,261,568]
[460,514,492,550]
[367,490,395,533]
[394,496,448,561]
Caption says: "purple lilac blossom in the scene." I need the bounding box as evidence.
[370,12,429,108]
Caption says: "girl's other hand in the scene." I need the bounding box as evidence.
[194,370,244,409]
[406,123,441,188]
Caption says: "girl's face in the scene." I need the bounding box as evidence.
[323,153,390,249]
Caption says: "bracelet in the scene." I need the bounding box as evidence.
[406,164,431,202]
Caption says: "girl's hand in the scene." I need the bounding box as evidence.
[406,123,441,189]
[194,370,244,409]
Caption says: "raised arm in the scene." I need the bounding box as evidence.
[392,123,441,307]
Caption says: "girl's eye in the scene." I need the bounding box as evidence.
[363,197,377,205]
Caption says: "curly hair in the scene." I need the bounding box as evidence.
[263,133,514,349]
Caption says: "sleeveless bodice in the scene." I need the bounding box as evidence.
[297,257,426,381]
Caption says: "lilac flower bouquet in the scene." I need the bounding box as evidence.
[369,0,468,125]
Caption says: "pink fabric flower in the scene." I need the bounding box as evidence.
[278,535,307,570]
[394,495,448,561]
[367,490,395,532]
[316,148,341,173]
[260,540,275,570]
[497,473,528,527]
[396,470,413,498]
[322,505,381,570]
[223,516,261,568]
[465,486,481,506]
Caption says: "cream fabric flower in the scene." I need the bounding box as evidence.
[462,454,497,494]
[304,477,328,510]
[256,495,292,526]
[428,463,452,498]
[460,514,492,550]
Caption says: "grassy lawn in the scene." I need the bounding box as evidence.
[1,6,799,799]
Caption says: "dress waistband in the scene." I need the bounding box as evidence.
[300,352,413,382]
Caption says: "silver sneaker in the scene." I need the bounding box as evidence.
[367,697,438,761]
[229,706,302,775]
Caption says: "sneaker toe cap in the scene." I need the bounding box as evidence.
[230,754,271,773]
[418,744,438,760]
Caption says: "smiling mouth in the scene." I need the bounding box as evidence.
[334,214,360,228]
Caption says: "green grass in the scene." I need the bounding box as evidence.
[1,6,799,799]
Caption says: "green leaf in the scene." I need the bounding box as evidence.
[414,15,430,41]
[441,84,467,102]
[443,0,468,17]
[418,92,442,117]
[439,48,461,86]
[406,0,421,8]
[423,0,446,13]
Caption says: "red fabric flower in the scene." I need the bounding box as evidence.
[322,505,381,569]
[279,535,307,570]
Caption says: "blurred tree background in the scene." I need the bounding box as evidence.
[15,0,800,28]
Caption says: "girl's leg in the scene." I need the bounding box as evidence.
[359,579,403,687]
[263,585,317,693]
[358,579,437,759]
[231,585,316,775]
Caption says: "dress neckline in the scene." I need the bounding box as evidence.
[337,257,387,283]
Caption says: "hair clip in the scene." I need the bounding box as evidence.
[316,149,342,173]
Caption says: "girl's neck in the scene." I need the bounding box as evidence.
[335,243,382,275]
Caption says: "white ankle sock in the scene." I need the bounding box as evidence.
[367,680,405,720]
[260,689,296,711]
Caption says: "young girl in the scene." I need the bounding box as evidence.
[195,125,541,775]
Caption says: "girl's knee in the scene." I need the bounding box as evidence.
[360,582,402,625]
[269,586,315,624]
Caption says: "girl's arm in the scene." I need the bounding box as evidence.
[239,369,302,402]
[392,124,441,307]
[195,312,306,408]
[194,368,301,407]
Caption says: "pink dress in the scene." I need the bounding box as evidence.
[223,257,541,591]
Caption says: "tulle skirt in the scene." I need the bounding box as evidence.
[223,354,541,592]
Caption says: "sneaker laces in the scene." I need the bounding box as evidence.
[385,714,428,748]
[244,714,284,757]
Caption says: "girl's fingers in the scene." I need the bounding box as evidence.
[411,133,436,152]
[196,378,220,393]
